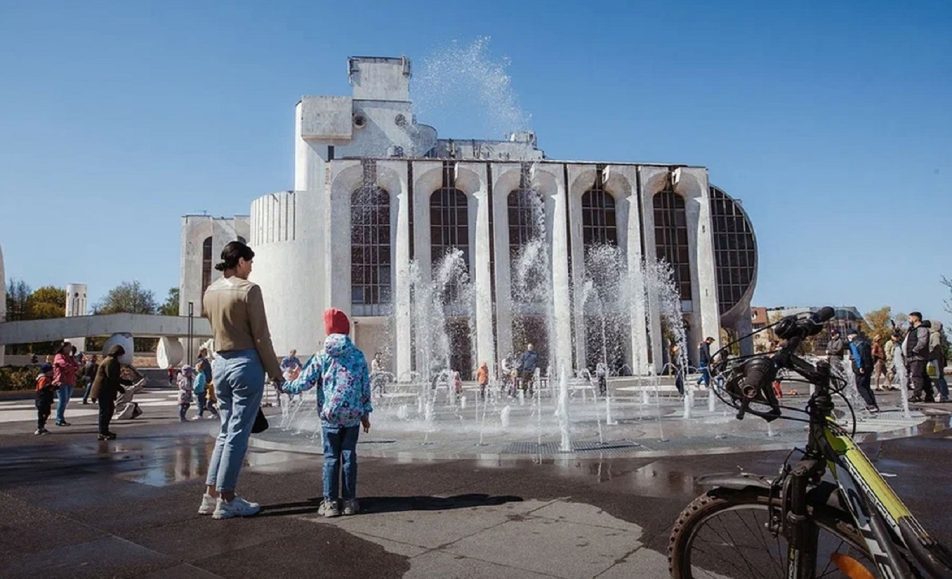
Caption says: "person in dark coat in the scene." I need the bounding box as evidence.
[905,312,934,402]
[697,337,714,387]
[847,330,878,412]
[90,345,130,440]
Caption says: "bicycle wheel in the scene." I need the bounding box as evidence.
[668,488,873,578]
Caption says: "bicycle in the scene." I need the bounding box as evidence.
[667,307,952,578]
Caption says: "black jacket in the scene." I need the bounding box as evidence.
[90,346,127,403]
[698,342,711,366]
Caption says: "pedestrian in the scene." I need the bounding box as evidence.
[519,343,539,396]
[595,360,608,396]
[89,344,130,440]
[697,337,714,387]
[670,344,684,396]
[847,330,879,412]
[81,354,98,404]
[885,332,901,388]
[928,321,949,403]
[500,352,515,397]
[476,361,489,400]
[904,312,934,403]
[177,365,195,421]
[194,348,218,417]
[52,341,80,426]
[199,240,285,520]
[34,363,56,435]
[282,308,372,518]
[870,335,888,391]
[281,349,302,380]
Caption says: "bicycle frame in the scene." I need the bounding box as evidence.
[777,353,949,578]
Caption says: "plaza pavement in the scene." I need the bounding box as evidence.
[0,388,949,578]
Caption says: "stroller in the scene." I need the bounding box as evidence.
[114,374,147,420]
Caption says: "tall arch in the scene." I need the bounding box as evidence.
[652,189,692,301]
[201,236,213,296]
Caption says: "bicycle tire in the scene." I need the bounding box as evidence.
[668,487,873,578]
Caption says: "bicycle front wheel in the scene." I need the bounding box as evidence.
[668,488,873,578]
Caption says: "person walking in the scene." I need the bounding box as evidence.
[905,312,934,403]
[281,308,372,517]
[870,335,888,391]
[847,330,878,412]
[34,363,56,435]
[177,365,195,421]
[52,342,80,426]
[476,361,489,400]
[885,332,901,388]
[194,348,218,418]
[89,344,130,440]
[697,337,714,387]
[929,320,949,403]
[199,240,284,520]
[519,344,539,397]
[81,354,98,404]
[670,344,685,396]
[595,361,608,396]
[369,352,386,398]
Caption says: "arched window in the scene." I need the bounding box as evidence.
[709,186,756,316]
[201,236,213,296]
[581,177,617,249]
[430,172,469,273]
[351,185,391,315]
[508,187,545,292]
[653,190,692,301]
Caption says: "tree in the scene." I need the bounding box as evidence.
[28,286,66,319]
[864,306,893,341]
[95,281,157,315]
[159,287,180,316]
[5,279,31,321]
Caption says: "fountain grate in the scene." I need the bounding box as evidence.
[500,439,644,456]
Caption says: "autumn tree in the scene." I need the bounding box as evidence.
[864,306,893,342]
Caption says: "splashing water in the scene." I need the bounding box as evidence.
[414,37,531,139]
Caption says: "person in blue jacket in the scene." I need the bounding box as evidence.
[282,308,372,518]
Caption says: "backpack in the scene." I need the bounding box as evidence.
[194,372,207,395]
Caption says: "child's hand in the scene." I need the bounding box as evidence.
[361,415,371,433]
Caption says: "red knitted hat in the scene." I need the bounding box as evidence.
[324,308,350,335]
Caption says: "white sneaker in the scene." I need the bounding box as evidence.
[198,493,216,515]
[320,499,340,518]
[212,496,261,519]
[342,499,360,516]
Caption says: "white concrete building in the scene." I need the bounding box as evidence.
[192,56,757,379]
[178,214,250,316]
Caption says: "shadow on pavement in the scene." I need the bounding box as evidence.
[259,493,524,517]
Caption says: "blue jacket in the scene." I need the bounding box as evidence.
[283,334,373,428]
[519,350,539,372]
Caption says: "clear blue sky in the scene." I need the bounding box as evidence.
[1,0,950,325]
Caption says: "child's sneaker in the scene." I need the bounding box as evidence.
[198,493,217,515]
[342,499,360,516]
[319,499,340,518]
[212,496,261,519]
[34,428,49,436]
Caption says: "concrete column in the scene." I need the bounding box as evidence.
[627,168,650,375]
[65,283,87,353]
[490,164,517,372]
[639,167,667,373]
[461,164,495,374]
[379,162,412,380]
[736,305,754,356]
[548,167,574,375]
[683,169,721,352]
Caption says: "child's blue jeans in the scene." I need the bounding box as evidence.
[322,424,360,500]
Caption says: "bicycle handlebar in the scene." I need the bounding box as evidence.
[721,307,837,422]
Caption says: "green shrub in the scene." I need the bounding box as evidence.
[0,367,38,391]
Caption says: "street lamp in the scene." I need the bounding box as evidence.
[187,301,194,364]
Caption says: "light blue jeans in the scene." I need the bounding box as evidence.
[55,384,74,423]
[322,424,360,500]
[205,350,264,493]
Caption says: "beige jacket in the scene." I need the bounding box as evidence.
[203,276,282,381]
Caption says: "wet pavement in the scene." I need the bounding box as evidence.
[1,391,950,578]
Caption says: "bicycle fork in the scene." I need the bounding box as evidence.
[783,458,822,579]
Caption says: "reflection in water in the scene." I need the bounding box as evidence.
[116,438,215,487]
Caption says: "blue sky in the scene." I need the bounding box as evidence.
[1,0,950,325]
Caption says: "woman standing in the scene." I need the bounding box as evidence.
[52,342,80,426]
[90,344,129,440]
[198,241,284,520]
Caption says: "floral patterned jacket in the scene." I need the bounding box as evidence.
[283,334,373,428]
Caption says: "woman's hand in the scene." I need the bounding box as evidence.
[360,415,371,434]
